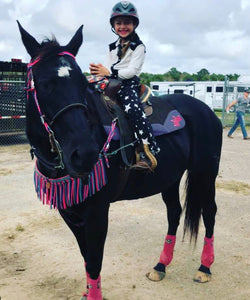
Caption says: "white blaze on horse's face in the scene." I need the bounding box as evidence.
[58,66,72,77]
[57,57,72,77]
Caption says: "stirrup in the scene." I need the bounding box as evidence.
[143,144,157,170]
[131,144,157,171]
[131,159,153,171]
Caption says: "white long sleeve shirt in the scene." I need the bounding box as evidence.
[104,38,146,80]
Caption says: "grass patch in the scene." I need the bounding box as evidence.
[16,224,25,232]
[216,180,250,195]
[0,168,13,176]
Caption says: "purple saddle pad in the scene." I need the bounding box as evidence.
[104,97,185,141]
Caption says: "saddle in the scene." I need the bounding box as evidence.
[87,75,152,114]
[87,76,185,167]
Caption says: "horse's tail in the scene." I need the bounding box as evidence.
[183,169,203,242]
[179,100,222,243]
[183,155,220,243]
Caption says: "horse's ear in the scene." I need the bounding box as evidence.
[64,25,83,56]
[17,20,41,58]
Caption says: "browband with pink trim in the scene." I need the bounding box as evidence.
[58,51,75,59]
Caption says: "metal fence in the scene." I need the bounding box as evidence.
[0,80,27,144]
[221,78,250,127]
[221,110,250,128]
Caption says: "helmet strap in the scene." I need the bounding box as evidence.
[111,27,117,35]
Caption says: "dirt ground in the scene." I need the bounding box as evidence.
[0,129,250,300]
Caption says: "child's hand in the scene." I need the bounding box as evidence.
[89,63,99,74]
[89,63,110,76]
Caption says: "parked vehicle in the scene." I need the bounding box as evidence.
[150,77,250,110]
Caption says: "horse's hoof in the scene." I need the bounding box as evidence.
[193,270,211,283]
[146,269,166,281]
[81,292,103,300]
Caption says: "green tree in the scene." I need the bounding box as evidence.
[123,70,240,86]
[140,72,155,85]
[216,74,225,81]
[182,72,195,81]
[168,67,181,81]
[197,68,210,81]
[209,73,218,81]
[226,73,240,81]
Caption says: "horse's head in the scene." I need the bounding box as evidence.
[17,21,100,179]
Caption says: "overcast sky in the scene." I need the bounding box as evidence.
[1,0,250,76]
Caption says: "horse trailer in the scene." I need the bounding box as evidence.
[0,59,27,136]
[150,76,250,110]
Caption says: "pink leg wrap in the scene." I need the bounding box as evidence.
[84,263,90,291]
[201,236,214,268]
[159,234,176,266]
[86,269,90,286]
[83,275,102,300]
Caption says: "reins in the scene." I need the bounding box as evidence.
[49,103,86,127]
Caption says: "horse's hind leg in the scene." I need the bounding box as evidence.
[146,179,182,281]
[183,163,218,283]
[193,179,217,283]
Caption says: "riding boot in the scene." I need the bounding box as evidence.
[131,144,157,171]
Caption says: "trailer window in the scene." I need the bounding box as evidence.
[226,87,234,93]
[174,89,184,94]
[237,87,245,93]
[207,86,212,92]
[216,87,223,93]
[152,85,159,90]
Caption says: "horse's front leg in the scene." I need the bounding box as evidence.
[59,198,110,300]
[147,182,181,281]
[82,198,110,300]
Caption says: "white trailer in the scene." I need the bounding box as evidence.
[150,78,250,110]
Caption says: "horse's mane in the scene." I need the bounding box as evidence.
[38,36,63,61]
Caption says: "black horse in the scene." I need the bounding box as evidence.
[18,22,222,300]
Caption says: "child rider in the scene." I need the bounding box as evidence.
[89,1,160,171]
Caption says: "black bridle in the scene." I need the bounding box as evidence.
[49,102,87,127]
[26,51,87,170]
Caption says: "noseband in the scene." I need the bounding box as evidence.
[26,51,87,169]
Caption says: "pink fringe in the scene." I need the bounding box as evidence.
[34,157,108,210]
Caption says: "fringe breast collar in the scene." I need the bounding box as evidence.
[33,119,118,210]
[34,156,108,210]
